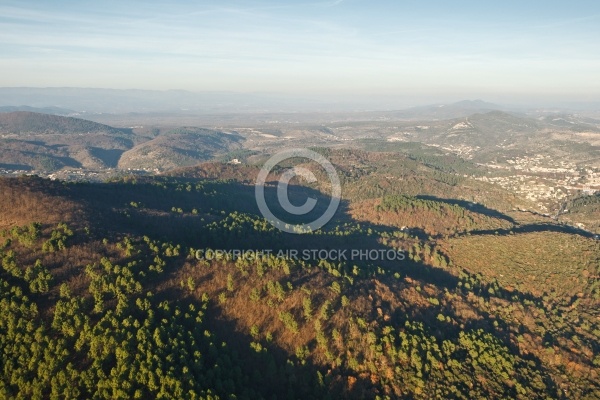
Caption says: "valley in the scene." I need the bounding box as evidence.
[0,104,599,398]
[2,105,598,233]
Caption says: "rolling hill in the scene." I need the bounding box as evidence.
[117,127,244,170]
[0,113,244,172]
[0,111,129,135]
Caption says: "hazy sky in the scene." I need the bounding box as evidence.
[1,0,600,103]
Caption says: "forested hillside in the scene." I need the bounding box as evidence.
[0,175,599,399]
[0,111,128,135]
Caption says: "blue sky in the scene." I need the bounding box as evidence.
[1,0,599,104]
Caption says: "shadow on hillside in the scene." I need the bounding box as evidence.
[60,178,494,296]
[90,147,126,168]
[6,176,574,305]
[416,194,516,224]
[454,222,595,239]
[151,257,378,399]
[0,175,571,397]
[0,163,33,171]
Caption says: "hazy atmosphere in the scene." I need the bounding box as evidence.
[2,0,600,106]
[1,2,600,399]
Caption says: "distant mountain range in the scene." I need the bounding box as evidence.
[0,87,330,114]
[2,87,599,116]
[0,105,76,115]
[385,99,510,120]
